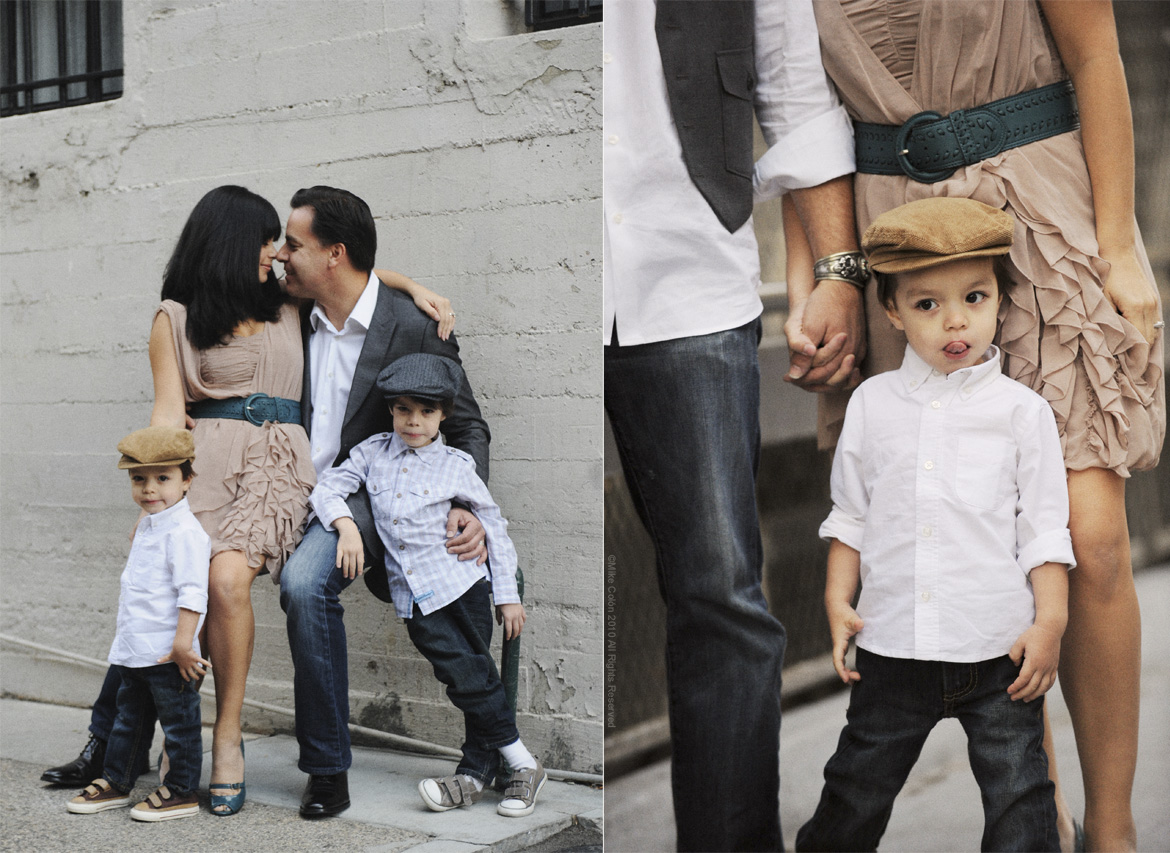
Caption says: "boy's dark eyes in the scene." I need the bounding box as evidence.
[914,298,938,311]
[966,291,989,304]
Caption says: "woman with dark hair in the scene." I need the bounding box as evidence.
[149,185,453,816]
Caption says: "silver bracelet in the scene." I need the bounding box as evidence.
[813,252,869,289]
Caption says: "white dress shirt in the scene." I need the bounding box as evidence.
[820,346,1075,663]
[108,498,211,668]
[308,272,381,477]
[310,432,520,619]
[603,0,855,345]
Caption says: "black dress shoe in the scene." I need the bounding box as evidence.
[299,772,350,818]
[40,734,106,787]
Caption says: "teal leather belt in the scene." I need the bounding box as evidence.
[854,81,1079,183]
[189,393,302,426]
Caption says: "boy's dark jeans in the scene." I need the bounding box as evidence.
[405,580,520,786]
[796,648,1058,853]
[103,663,202,796]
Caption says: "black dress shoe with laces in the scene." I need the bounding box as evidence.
[41,734,106,787]
[299,771,350,818]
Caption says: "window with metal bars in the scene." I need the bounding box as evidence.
[525,0,602,31]
[1,0,122,118]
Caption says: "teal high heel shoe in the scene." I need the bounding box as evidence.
[210,741,246,817]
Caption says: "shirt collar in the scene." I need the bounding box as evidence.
[137,497,191,533]
[898,343,1002,397]
[309,272,381,334]
[389,431,445,463]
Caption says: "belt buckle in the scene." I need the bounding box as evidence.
[895,111,953,184]
[242,392,269,426]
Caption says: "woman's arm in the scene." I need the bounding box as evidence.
[372,268,456,340]
[1040,0,1159,343]
[148,312,188,428]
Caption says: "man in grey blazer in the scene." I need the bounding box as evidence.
[276,186,491,818]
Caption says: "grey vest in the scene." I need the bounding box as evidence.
[655,0,756,233]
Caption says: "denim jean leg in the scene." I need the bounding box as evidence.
[606,320,787,852]
[280,520,355,774]
[147,664,204,796]
[102,666,160,793]
[796,650,942,853]
[952,657,1058,853]
[406,582,518,785]
[89,666,122,741]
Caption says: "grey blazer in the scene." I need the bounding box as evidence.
[300,284,491,601]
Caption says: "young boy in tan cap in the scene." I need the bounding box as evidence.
[796,198,1072,852]
[67,425,211,822]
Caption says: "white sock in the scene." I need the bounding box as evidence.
[498,739,536,772]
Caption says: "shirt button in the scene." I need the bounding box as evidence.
[603,52,613,63]
[931,400,941,409]
[399,544,406,551]
[393,519,398,525]
[370,484,378,493]
[924,460,934,471]
[608,134,619,145]
[424,489,429,495]
[402,467,408,473]
[407,569,412,575]
[396,493,402,498]
[613,212,623,225]
[921,526,932,537]
[921,591,931,602]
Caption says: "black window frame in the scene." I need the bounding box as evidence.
[525,0,602,31]
[1,0,123,118]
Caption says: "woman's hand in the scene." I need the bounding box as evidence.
[1101,248,1161,344]
[373,268,456,340]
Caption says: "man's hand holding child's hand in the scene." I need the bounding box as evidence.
[827,600,864,684]
[496,603,526,641]
[333,517,365,579]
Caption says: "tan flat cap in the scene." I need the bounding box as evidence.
[862,197,1013,273]
[117,425,196,469]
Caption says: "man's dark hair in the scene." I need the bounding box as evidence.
[877,255,1016,309]
[161,185,287,350]
[290,186,377,273]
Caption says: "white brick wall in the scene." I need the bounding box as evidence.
[0,0,601,775]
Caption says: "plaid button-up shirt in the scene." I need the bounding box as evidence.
[310,432,520,618]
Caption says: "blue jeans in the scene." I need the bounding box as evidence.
[89,667,154,778]
[796,648,1058,853]
[406,579,519,785]
[605,320,787,852]
[280,519,356,775]
[103,663,202,796]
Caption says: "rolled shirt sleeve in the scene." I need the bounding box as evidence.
[1015,401,1076,573]
[752,0,855,201]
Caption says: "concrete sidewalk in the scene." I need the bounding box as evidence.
[607,565,1170,852]
[0,700,601,853]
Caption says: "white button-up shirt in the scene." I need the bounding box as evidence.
[308,273,380,476]
[603,0,855,345]
[108,498,211,668]
[310,433,520,619]
[820,346,1075,663]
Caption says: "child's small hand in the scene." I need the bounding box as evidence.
[496,603,526,641]
[1007,622,1062,702]
[827,600,863,684]
[333,518,364,579]
[159,646,211,683]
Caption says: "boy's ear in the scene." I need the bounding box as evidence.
[883,300,905,331]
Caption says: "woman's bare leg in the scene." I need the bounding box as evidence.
[205,549,263,812]
[1062,468,1140,852]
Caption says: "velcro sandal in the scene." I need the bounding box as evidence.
[497,760,547,817]
[418,774,483,812]
[66,778,132,813]
[129,785,199,821]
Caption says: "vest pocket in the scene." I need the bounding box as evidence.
[716,47,755,179]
